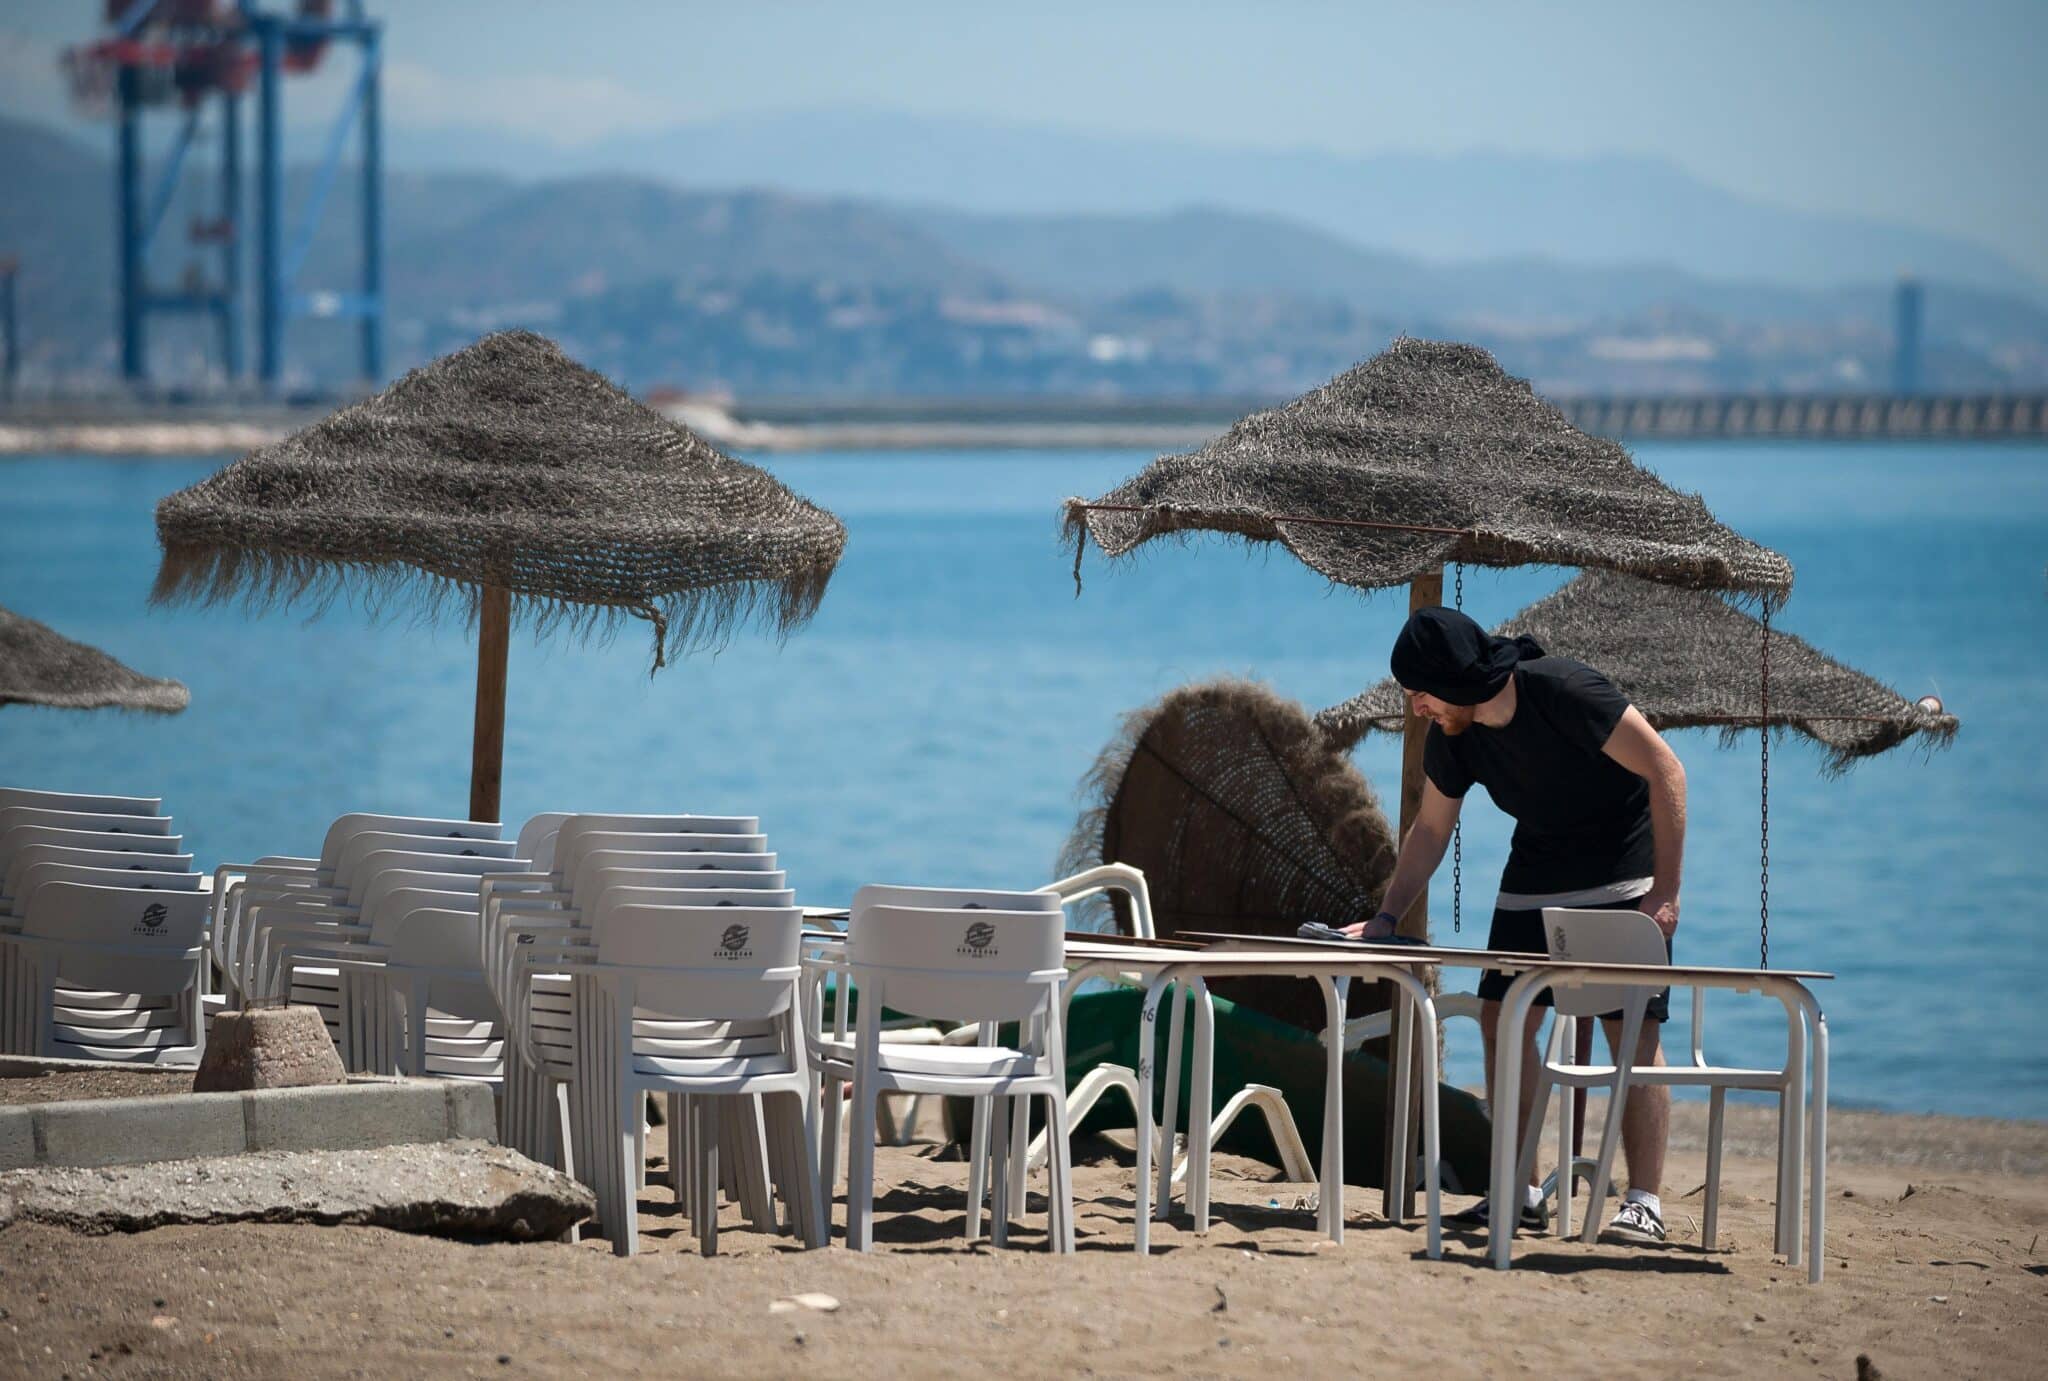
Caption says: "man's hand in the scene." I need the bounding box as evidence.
[1342,911,1400,941]
[1638,891,1680,938]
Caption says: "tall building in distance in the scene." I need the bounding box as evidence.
[1893,275,1924,396]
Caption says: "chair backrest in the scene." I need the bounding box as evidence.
[851,884,1064,917]
[0,826,186,884]
[5,845,195,902]
[0,788,162,816]
[1542,907,1671,1018]
[330,830,519,891]
[551,814,760,874]
[599,903,804,1022]
[589,884,797,939]
[19,880,211,946]
[553,828,767,890]
[359,861,531,944]
[513,812,577,872]
[314,813,501,871]
[847,903,1065,1024]
[568,844,777,899]
[0,807,174,840]
[343,848,529,906]
[12,863,204,918]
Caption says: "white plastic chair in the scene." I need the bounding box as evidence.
[4,881,211,1064]
[496,862,789,1179]
[1,860,203,1054]
[570,900,827,1256]
[0,827,188,894]
[0,789,163,817]
[824,897,1073,1253]
[1519,907,1799,1247]
[210,813,504,999]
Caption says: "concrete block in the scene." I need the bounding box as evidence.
[195,1006,345,1092]
[37,1093,246,1168]
[242,1081,447,1154]
[0,1109,36,1170]
[444,1082,498,1143]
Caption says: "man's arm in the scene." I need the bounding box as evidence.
[1343,780,1463,939]
[1600,705,1687,936]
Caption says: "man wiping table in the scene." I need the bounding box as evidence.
[1333,605,1688,1245]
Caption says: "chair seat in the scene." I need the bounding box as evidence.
[814,1036,1039,1078]
[40,988,173,1012]
[52,1021,193,1049]
[631,1050,795,1079]
[52,1003,183,1030]
[51,1037,198,1065]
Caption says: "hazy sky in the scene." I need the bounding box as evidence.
[5,1,2044,275]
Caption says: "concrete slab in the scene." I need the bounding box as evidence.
[242,1081,449,1154]
[37,1092,247,1168]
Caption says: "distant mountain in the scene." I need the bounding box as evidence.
[561,110,2041,298]
[6,112,2046,396]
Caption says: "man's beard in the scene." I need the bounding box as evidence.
[1431,704,1478,734]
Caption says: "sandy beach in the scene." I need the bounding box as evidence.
[1,1097,2040,1379]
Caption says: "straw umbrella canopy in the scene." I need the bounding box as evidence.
[1314,569,1958,772]
[0,604,189,713]
[1062,338,1795,604]
[151,330,846,819]
[1059,678,1397,1033]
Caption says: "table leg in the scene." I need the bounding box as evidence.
[1134,973,1171,1257]
[1321,976,1348,1244]
[1490,970,1546,1270]
[1810,1009,1828,1284]
[1387,982,1416,1225]
[1156,978,1187,1220]
[1189,977,1216,1232]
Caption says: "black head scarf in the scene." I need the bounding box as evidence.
[1389,606,1545,706]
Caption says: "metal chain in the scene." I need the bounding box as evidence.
[1451,563,1464,934]
[1760,603,1772,969]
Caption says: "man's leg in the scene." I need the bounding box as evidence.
[1479,998,1548,1187]
[1599,1015,1668,1197]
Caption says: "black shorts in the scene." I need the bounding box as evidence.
[1475,898,1671,1023]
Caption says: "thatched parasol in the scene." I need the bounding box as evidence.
[152,330,845,819]
[0,604,189,713]
[1059,678,1397,1034]
[1315,570,1958,772]
[1063,338,1795,605]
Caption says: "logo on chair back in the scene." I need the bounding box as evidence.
[958,921,998,958]
[1549,926,1569,958]
[134,902,168,935]
[716,924,752,960]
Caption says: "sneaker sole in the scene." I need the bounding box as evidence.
[1600,1223,1666,1245]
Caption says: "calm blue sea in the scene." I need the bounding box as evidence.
[3,443,2043,1118]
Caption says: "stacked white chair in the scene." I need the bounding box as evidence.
[567,896,826,1256]
[4,881,211,1063]
[0,790,204,1061]
[210,813,505,1005]
[815,889,1074,1253]
[478,814,767,1165]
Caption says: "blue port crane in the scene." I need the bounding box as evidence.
[64,1,383,389]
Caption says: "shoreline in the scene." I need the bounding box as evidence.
[9,399,2048,456]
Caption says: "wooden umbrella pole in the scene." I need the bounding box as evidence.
[469,585,510,824]
[1382,568,1443,1219]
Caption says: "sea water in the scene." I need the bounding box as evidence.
[2,443,2042,1118]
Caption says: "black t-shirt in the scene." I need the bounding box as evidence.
[1422,656,1654,894]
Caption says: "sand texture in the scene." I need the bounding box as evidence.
[0,1101,2041,1378]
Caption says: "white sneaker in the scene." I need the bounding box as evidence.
[1602,1199,1667,1244]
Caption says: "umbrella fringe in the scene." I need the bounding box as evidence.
[153,541,836,673]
